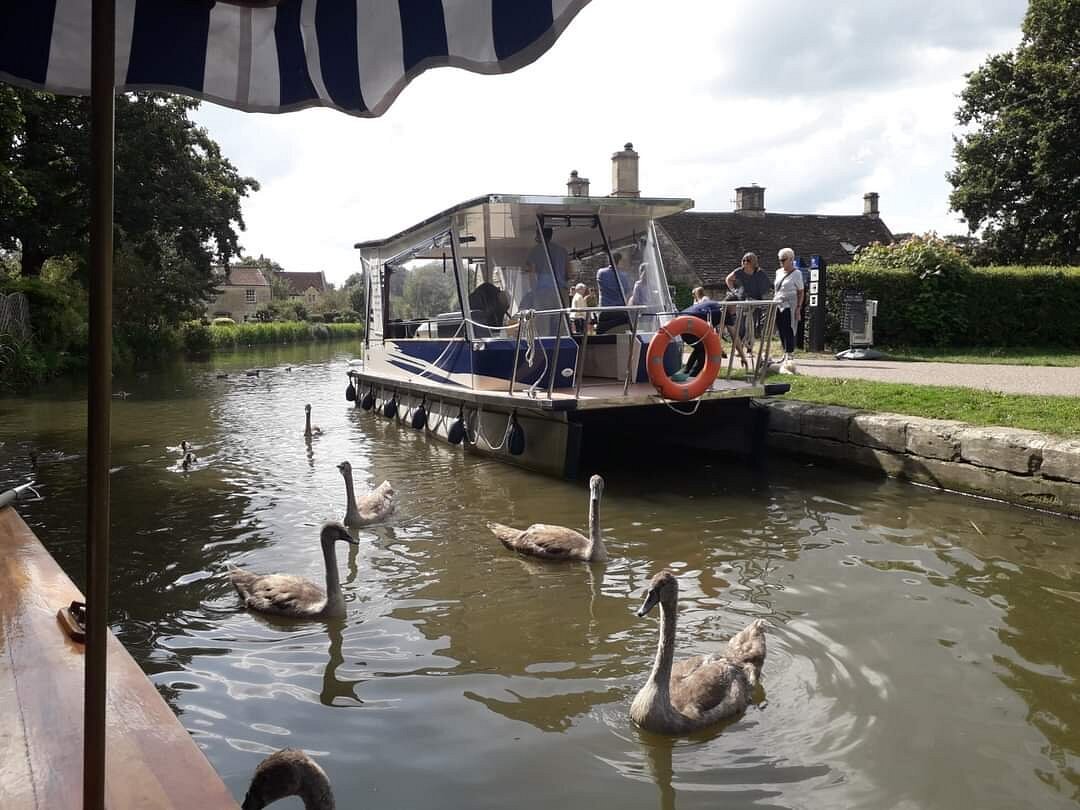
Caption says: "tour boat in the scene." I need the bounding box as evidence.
[348,194,788,477]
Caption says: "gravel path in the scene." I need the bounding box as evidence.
[789,357,1080,397]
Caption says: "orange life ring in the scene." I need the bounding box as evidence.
[646,315,723,400]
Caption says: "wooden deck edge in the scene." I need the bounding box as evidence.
[0,507,240,809]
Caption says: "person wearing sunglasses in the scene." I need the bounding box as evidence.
[773,247,804,363]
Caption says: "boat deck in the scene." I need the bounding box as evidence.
[348,368,766,412]
[0,507,239,810]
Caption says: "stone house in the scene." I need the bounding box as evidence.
[562,145,895,300]
[656,185,896,298]
[278,271,328,307]
[205,264,270,322]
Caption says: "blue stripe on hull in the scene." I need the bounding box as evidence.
[386,358,464,387]
[389,340,473,374]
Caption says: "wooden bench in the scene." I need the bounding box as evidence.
[0,507,239,809]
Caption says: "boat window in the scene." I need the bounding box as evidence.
[383,253,464,339]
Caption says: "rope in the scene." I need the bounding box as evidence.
[515,309,550,399]
[659,397,703,416]
[468,405,515,451]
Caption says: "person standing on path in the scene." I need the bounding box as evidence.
[724,252,771,367]
[773,247,804,363]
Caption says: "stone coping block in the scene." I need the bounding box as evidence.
[799,404,857,442]
[958,426,1047,475]
[1041,439,1080,484]
[759,399,804,434]
[849,412,908,453]
[905,418,967,461]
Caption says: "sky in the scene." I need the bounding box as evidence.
[192,0,1029,286]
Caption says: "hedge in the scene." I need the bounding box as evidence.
[823,265,1080,348]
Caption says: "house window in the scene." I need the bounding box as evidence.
[246,289,256,304]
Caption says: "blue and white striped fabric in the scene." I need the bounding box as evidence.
[0,0,591,117]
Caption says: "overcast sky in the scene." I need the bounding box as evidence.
[192,0,1028,285]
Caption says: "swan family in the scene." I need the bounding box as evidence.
[221,405,768,806]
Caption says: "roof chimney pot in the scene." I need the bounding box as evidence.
[734,184,766,217]
[610,142,640,198]
[864,192,880,218]
[567,169,590,197]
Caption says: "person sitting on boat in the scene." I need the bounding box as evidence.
[596,252,634,334]
[468,281,510,335]
[571,282,589,334]
[677,297,727,377]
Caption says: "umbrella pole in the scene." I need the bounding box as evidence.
[85,0,114,807]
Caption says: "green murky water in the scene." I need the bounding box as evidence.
[2,341,1077,809]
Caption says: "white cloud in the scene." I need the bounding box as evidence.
[192,0,1027,284]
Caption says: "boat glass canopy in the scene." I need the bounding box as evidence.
[358,195,692,342]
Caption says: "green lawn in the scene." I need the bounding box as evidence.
[768,375,1080,437]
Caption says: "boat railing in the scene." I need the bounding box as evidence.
[376,298,780,399]
[505,304,650,399]
[504,299,781,398]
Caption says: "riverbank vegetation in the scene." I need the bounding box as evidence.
[772,376,1080,438]
[0,87,262,392]
[180,320,363,355]
[826,236,1080,349]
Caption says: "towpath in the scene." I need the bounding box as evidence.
[789,357,1080,397]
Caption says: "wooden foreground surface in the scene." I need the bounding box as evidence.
[0,507,239,809]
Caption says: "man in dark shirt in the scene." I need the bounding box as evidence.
[677,298,726,377]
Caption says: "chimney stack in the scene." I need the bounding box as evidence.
[734,184,766,217]
[566,169,590,197]
[610,142,640,198]
[863,192,880,218]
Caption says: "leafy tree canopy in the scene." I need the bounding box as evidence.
[399,262,457,320]
[0,88,258,340]
[947,0,1080,264]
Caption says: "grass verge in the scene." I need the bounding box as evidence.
[768,375,1080,437]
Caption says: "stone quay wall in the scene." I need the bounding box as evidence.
[755,399,1080,518]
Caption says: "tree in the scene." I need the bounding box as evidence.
[344,271,365,315]
[0,88,258,282]
[400,263,456,320]
[0,89,88,276]
[947,0,1080,264]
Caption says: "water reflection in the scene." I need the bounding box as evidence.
[1,341,1078,809]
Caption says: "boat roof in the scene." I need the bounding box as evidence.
[353,194,695,252]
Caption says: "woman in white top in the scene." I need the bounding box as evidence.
[773,247,805,361]
[571,282,589,334]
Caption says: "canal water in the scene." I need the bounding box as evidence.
[1,342,1077,809]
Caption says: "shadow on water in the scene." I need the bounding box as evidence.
[2,340,1079,809]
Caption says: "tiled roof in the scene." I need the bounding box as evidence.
[225,266,268,286]
[278,271,327,295]
[655,212,895,288]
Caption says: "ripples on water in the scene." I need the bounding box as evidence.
[1,344,1078,809]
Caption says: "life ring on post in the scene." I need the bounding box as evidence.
[646,315,723,401]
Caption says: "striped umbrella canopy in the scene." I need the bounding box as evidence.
[0,3,592,809]
[1,0,590,116]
